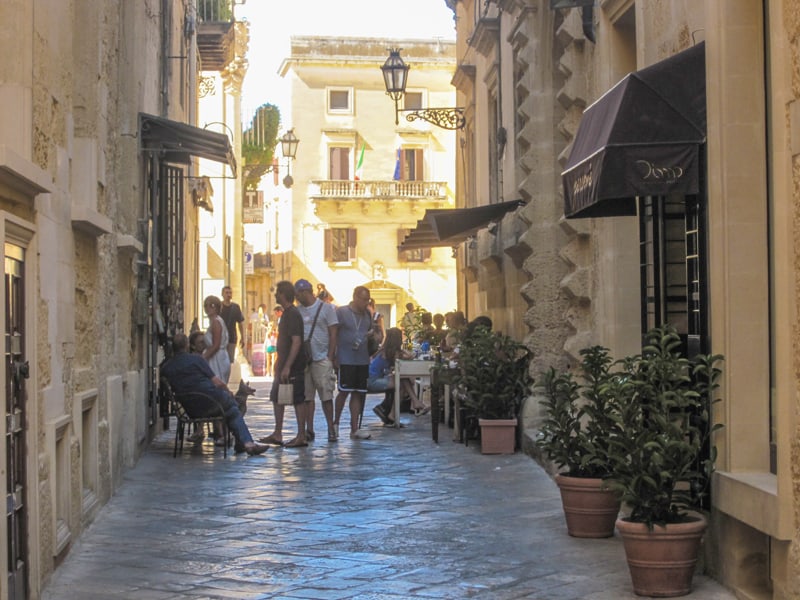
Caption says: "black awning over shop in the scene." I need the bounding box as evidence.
[562,42,705,219]
[399,199,525,250]
[139,113,237,176]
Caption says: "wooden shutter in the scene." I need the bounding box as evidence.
[347,228,357,260]
[329,147,351,180]
[324,228,332,261]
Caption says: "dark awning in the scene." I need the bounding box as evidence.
[562,42,705,219]
[138,113,237,176]
[399,199,525,250]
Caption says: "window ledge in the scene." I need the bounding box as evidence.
[71,206,113,237]
[713,471,791,540]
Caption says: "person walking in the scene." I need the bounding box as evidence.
[294,279,339,442]
[333,285,373,440]
[220,285,245,363]
[260,281,308,448]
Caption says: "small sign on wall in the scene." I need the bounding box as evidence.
[243,190,264,224]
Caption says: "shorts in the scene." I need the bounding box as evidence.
[269,373,306,405]
[366,376,391,393]
[337,364,369,393]
[266,345,276,353]
[305,358,336,403]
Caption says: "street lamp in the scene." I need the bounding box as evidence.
[243,128,300,189]
[381,48,466,130]
[277,129,299,188]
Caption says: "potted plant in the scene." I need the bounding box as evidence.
[605,325,723,597]
[536,345,623,538]
[457,325,533,454]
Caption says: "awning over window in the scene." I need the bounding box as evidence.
[139,113,237,176]
[399,199,525,251]
[562,42,705,219]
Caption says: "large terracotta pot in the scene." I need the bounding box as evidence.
[555,475,620,538]
[478,418,517,454]
[616,516,707,597]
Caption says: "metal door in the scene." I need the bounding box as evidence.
[5,242,27,600]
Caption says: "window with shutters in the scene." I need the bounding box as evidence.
[329,147,351,180]
[324,228,357,263]
[399,148,424,181]
[397,228,431,263]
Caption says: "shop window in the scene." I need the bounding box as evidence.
[638,194,706,357]
[324,228,357,263]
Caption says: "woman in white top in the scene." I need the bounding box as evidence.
[202,295,231,384]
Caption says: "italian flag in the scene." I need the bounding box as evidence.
[354,143,365,180]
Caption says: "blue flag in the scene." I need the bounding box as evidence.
[393,148,401,180]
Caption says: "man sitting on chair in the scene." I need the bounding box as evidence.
[161,333,269,456]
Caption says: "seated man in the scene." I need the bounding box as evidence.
[161,332,268,456]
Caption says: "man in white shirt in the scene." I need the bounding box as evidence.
[294,279,339,442]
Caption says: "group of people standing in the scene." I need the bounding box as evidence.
[258,280,374,445]
[161,280,474,455]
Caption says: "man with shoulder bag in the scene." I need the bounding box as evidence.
[295,279,339,442]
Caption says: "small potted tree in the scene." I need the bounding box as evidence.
[536,346,623,538]
[457,325,533,454]
[606,325,723,597]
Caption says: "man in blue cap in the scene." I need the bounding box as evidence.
[294,278,339,441]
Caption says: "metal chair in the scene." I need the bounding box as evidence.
[159,378,231,458]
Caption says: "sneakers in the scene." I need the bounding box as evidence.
[372,405,392,425]
[187,430,205,443]
[350,429,372,440]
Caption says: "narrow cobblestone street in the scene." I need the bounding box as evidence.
[41,377,735,600]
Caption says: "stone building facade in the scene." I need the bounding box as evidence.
[447,0,800,596]
[273,36,458,325]
[0,1,245,597]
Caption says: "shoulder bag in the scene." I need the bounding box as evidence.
[303,302,324,363]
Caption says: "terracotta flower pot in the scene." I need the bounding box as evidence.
[478,418,517,454]
[555,475,620,538]
[616,516,707,597]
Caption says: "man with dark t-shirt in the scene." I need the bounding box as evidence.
[220,285,245,362]
[259,280,308,448]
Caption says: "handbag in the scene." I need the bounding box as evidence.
[277,383,294,405]
[304,302,324,363]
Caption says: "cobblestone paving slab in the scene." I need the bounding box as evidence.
[42,380,736,600]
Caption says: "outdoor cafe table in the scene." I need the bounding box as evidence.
[393,358,434,429]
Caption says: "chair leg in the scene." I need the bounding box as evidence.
[174,420,181,458]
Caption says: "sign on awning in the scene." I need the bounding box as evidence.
[562,42,706,219]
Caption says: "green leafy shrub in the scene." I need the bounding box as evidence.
[457,325,533,420]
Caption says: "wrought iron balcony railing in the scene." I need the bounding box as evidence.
[196,0,235,71]
[309,180,447,201]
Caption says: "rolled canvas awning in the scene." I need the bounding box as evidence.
[139,113,237,176]
[562,42,706,219]
[399,199,525,251]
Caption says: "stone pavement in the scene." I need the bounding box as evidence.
[41,376,736,600]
